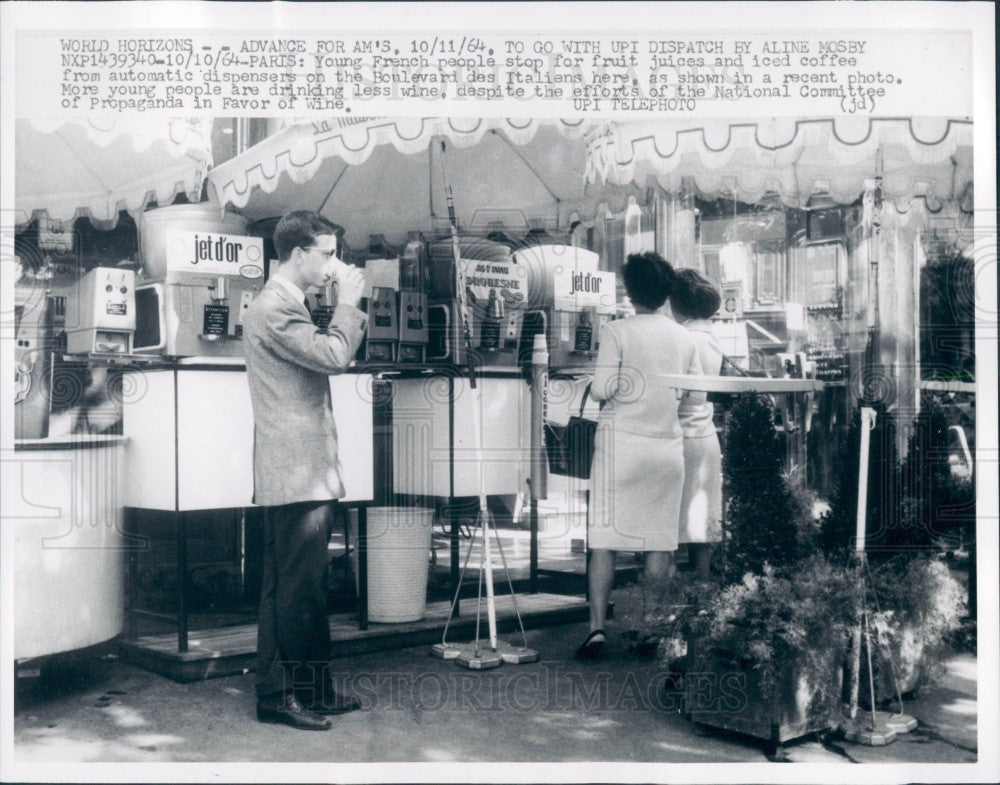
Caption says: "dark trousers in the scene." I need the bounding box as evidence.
[255,500,334,700]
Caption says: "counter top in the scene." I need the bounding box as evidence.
[89,358,529,378]
[653,373,824,393]
[14,434,129,451]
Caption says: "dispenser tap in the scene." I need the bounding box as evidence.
[211,277,229,303]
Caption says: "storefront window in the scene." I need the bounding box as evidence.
[602,215,625,273]
[753,240,785,306]
[790,242,844,308]
[919,249,975,382]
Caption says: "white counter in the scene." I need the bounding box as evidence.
[6,439,125,660]
[123,368,375,510]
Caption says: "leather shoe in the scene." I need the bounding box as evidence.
[257,694,331,730]
[298,688,362,715]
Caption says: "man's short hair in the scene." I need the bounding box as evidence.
[671,268,722,320]
[623,251,676,310]
[273,211,338,262]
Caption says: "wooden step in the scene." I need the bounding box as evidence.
[119,592,588,683]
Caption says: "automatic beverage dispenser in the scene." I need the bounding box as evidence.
[64,267,136,355]
[511,245,616,372]
[356,256,401,363]
[425,236,538,368]
[133,210,267,358]
[14,283,57,439]
[397,233,429,363]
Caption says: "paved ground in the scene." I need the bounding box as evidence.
[12,622,978,767]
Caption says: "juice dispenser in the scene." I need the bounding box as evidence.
[397,234,429,363]
[133,229,267,358]
[511,245,617,372]
[14,284,57,439]
[425,236,538,368]
[360,256,402,363]
[64,267,136,355]
[133,206,265,358]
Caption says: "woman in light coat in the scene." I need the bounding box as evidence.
[576,252,704,660]
[672,268,724,580]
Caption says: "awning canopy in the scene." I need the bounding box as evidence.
[585,117,974,211]
[206,117,643,250]
[15,118,213,230]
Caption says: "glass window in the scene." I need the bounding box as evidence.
[790,242,843,307]
[752,240,785,306]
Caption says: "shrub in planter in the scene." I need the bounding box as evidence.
[867,556,966,701]
[722,394,808,581]
[683,557,859,745]
[897,396,975,555]
[820,398,975,563]
[818,402,902,561]
[615,574,722,661]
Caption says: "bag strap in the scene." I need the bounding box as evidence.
[579,382,592,417]
[720,354,748,377]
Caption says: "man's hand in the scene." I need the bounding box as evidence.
[334,261,366,308]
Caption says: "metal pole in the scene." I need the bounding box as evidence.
[529,333,549,593]
[848,146,883,723]
[177,512,189,653]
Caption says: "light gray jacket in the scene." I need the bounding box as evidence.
[243,277,368,506]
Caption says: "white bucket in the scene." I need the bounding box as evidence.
[350,507,434,623]
[138,203,248,279]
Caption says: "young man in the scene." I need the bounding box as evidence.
[243,210,368,730]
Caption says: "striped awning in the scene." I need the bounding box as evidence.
[585,117,974,210]
[206,117,644,250]
[15,118,213,230]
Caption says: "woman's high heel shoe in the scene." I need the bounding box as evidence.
[574,629,606,660]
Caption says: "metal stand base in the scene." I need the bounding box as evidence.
[840,711,906,746]
[430,643,461,660]
[453,643,504,670]
[495,640,539,664]
[883,712,918,734]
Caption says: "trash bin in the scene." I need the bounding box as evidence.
[350,507,434,623]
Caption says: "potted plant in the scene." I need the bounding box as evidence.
[866,555,966,703]
[818,399,971,705]
[682,556,859,754]
[655,395,859,754]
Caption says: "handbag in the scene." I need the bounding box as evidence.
[544,382,598,479]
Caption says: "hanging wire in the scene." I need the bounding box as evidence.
[491,515,531,651]
[864,557,908,715]
[439,510,484,647]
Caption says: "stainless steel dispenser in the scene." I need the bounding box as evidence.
[366,285,399,362]
[133,206,264,358]
[397,234,429,363]
[133,230,266,358]
[510,245,617,372]
[14,286,57,439]
[425,236,536,368]
[64,267,136,355]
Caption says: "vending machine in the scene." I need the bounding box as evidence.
[64,267,136,355]
[511,244,617,372]
[133,229,267,358]
[425,236,537,369]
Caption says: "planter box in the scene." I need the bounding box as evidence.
[685,646,843,745]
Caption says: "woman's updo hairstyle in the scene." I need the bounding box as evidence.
[622,251,676,310]
[670,267,722,321]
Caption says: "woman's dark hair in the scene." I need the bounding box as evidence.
[622,251,676,310]
[273,210,338,262]
[671,267,722,320]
